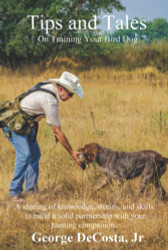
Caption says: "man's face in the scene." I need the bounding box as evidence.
[58,86,74,101]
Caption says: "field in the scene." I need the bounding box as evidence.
[0,66,168,249]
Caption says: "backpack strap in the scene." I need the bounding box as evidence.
[27,88,57,99]
[18,82,58,102]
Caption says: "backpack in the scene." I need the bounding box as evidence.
[0,82,57,135]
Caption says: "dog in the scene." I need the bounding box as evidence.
[78,143,168,199]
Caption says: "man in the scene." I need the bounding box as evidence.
[2,71,83,201]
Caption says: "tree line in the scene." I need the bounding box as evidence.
[0,0,167,71]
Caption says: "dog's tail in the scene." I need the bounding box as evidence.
[156,153,168,164]
[162,157,168,164]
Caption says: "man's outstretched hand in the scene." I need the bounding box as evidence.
[70,151,82,166]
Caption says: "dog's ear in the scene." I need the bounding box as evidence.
[84,143,100,162]
[78,148,84,152]
[96,144,102,151]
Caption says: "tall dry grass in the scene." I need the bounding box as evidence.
[0,66,168,249]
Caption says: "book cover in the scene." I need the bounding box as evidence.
[0,0,168,249]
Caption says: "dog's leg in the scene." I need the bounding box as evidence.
[154,178,167,201]
[95,178,112,191]
[139,163,154,196]
[116,178,124,187]
[153,162,167,201]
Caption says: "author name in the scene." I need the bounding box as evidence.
[32,232,145,245]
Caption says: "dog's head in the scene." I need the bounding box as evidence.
[78,143,101,170]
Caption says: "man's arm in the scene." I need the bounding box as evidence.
[51,125,81,166]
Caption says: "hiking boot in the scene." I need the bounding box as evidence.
[10,195,24,202]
